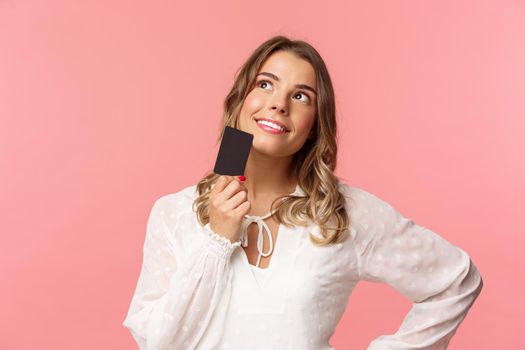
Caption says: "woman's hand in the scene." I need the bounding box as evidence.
[209,175,250,243]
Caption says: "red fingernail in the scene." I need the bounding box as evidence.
[237,175,246,182]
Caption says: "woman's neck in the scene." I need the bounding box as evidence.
[242,150,296,203]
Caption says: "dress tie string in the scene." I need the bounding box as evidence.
[240,208,278,268]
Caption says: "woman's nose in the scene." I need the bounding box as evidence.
[271,98,288,114]
[271,105,286,114]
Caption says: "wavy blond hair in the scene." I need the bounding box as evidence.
[192,35,351,245]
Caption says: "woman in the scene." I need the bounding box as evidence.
[122,35,483,349]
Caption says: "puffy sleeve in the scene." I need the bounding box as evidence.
[347,187,483,350]
[122,193,241,350]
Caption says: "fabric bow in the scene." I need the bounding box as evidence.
[239,210,276,268]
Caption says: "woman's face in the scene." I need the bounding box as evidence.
[237,50,317,158]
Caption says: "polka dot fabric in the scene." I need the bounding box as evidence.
[344,186,483,349]
[122,183,483,349]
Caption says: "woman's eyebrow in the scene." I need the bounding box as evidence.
[256,72,317,95]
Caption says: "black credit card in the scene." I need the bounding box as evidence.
[213,126,253,176]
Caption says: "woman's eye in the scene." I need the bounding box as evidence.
[294,92,311,103]
[257,79,311,103]
[257,80,273,90]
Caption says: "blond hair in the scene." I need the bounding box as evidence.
[192,35,351,245]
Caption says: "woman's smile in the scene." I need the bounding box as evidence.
[255,118,290,135]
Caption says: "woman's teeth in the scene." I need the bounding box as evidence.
[257,120,286,132]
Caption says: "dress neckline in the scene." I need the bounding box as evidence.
[239,182,305,268]
[250,264,270,272]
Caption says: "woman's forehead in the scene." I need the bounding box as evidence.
[258,51,316,88]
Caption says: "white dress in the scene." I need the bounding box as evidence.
[122,182,483,349]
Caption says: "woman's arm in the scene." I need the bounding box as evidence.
[122,194,240,350]
[348,187,483,350]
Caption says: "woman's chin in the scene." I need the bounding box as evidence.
[253,142,302,159]
[251,143,286,157]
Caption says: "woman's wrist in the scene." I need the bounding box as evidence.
[203,223,241,259]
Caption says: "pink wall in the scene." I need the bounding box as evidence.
[1,0,523,349]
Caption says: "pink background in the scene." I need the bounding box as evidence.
[1,1,523,349]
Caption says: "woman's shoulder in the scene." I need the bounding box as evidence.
[337,180,374,202]
[337,180,396,215]
[145,184,204,261]
[150,183,199,215]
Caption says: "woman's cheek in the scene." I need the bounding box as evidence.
[296,116,315,135]
[243,92,265,111]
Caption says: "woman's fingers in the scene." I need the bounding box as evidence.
[211,175,232,195]
[217,176,243,203]
[208,175,250,242]
[223,187,248,211]
[233,199,251,216]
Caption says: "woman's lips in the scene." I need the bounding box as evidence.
[255,119,289,135]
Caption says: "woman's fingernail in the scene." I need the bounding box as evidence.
[237,175,246,182]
